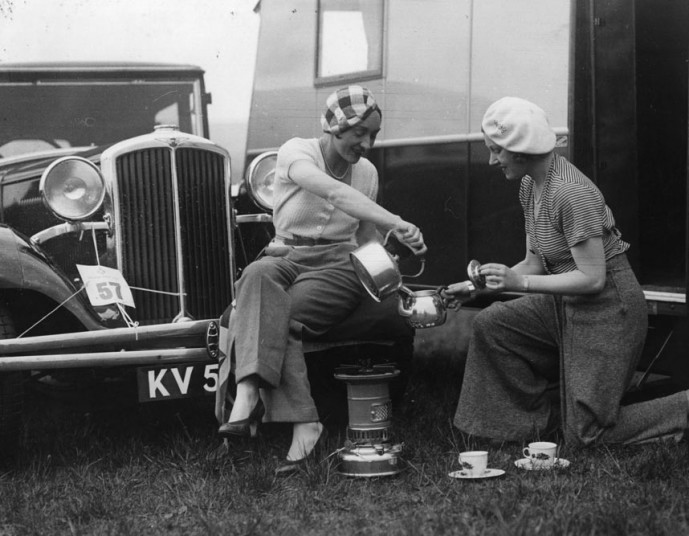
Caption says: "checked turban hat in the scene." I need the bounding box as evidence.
[321,85,381,136]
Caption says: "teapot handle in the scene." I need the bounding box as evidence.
[440,284,466,310]
[436,285,455,310]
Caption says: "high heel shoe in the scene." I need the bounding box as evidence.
[218,398,265,438]
[275,427,328,476]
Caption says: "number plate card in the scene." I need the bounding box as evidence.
[137,363,219,402]
[77,264,136,307]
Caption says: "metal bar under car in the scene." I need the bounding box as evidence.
[0,320,211,356]
[0,320,218,372]
[0,348,210,372]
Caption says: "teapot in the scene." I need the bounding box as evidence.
[395,259,488,328]
[397,287,447,329]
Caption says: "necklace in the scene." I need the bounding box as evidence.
[319,139,351,180]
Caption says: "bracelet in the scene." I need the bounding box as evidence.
[522,276,529,293]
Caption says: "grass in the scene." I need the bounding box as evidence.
[1,355,688,536]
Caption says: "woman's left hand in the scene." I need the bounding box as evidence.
[480,263,523,292]
[442,281,474,309]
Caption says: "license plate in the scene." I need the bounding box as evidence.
[136,363,219,402]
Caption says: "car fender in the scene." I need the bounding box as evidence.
[0,225,105,331]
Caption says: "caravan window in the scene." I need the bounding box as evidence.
[316,0,384,85]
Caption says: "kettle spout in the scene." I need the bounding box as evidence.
[397,286,414,317]
[398,285,414,298]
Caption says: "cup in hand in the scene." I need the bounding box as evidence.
[522,441,558,468]
[458,450,488,476]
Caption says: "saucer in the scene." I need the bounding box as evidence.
[448,468,506,480]
[514,458,570,471]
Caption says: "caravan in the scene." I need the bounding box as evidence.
[240,0,688,381]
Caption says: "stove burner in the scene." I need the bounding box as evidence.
[334,363,404,477]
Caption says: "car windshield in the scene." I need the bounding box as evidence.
[0,80,198,158]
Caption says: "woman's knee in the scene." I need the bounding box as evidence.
[241,258,272,279]
[237,258,283,289]
[472,303,505,335]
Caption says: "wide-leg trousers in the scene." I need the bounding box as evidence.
[217,242,365,423]
[454,254,688,446]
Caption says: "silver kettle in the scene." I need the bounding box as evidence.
[349,231,425,302]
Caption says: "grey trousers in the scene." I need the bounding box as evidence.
[454,254,688,446]
[223,243,365,423]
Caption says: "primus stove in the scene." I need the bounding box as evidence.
[334,361,403,477]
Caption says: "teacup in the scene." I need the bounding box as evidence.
[458,450,488,476]
[522,441,558,468]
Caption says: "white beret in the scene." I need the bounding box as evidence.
[481,97,556,154]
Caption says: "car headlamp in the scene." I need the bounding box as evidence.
[244,151,277,211]
[40,157,106,221]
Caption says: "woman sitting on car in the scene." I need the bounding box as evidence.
[215,86,426,474]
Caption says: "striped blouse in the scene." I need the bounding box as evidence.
[272,137,379,243]
[519,154,629,274]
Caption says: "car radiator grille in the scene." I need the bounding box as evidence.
[115,147,232,324]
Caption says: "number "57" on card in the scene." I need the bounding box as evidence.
[77,264,136,308]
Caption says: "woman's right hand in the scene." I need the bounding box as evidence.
[392,220,427,256]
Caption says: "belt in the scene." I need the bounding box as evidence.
[277,234,347,246]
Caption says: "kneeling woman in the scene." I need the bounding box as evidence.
[445,97,689,446]
[217,86,426,472]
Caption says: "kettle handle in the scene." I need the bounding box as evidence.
[406,257,426,279]
[383,230,426,279]
[383,229,425,256]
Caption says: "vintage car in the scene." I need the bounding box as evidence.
[0,63,233,453]
[0,62,412,455]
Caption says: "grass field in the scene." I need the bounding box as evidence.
[1,354,688,536]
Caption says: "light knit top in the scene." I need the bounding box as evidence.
[519,154,629,274]
[272,137,379,243]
